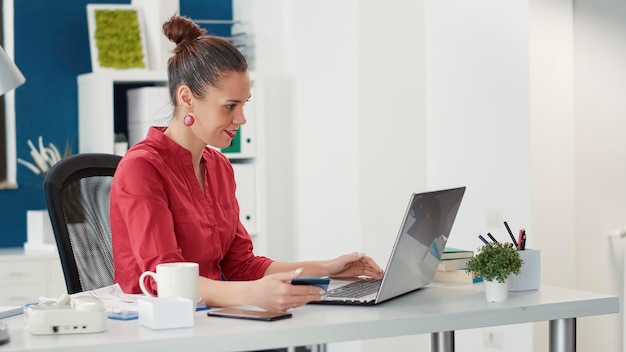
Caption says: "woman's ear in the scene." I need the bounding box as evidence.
[176,85,194,112]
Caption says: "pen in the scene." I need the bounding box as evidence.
[504,221,519,249]
[478,235,490,246]
[487,233,498,243]
[518,229,524,250]
[520,229,527,250]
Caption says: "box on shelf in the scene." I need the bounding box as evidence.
[127,86,173,146]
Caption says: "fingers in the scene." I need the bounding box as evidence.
[360,256,384,277]
[351,255,383,278]
[291,284,326,297]
[363,267,384,279]
[276,284,324,311]
[257,268,321,312]
[289,276,326,303]
[327,252,384,279]
[288,292,325,310]
[269,267,304,283]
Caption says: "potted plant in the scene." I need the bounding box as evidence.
[17,136,72,184]
[17,136,74,251]
[466,242,523,302]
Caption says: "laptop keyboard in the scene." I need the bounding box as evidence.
[326,278,382,298]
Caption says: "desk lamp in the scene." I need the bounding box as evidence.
[0,44,25,95]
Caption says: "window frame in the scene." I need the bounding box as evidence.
[0,0,18,190]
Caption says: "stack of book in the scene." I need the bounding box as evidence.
[434,247,483,283]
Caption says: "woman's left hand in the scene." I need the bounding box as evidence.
[326,252,384,279]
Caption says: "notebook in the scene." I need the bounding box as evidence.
[0,306,24,319]
[314,186,466,305]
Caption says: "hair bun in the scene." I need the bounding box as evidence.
[162,15,207,45]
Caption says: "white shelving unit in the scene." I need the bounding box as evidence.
[76,71,266,255]
[77,70,168,155]
[0,248,66,305]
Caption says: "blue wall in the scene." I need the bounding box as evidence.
[0,0,233,247]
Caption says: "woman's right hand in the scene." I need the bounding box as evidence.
[248,269,326,312]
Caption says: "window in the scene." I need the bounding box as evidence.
[0,0,18,189]
[1,0,6,185]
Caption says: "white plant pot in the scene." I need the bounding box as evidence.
[484,278,509,303]
[24,209,56,252]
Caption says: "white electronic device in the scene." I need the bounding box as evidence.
[24,294,108,335]
[0,321,9,345]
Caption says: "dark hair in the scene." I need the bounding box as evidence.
[162,15,248,106]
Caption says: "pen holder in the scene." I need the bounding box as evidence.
[509,249,540,292]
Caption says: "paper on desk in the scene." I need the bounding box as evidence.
[71,284,142,319]
[68,284,208,320]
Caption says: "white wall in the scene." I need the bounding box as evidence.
[356,2,429,351]
[242,0,363,265]
[530,0,626,350]
[528,0,577,349]
[243,0,625,350]
[356,0,428,273]
[425,1,534,351]
[424,0,531,257]
[572,0,626,350]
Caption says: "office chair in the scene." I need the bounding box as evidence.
[44,153,122,294]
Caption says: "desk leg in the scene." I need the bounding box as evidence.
[431,331,454,352]
[549,318,576,352]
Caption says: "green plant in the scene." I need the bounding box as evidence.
[94,9,145,69]
[466,242,523,283]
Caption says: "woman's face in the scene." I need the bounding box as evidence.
[193,71,251,149]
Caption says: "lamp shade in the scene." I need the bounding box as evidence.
[0,45,26,96]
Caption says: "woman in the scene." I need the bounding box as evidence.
[110,15,382,312]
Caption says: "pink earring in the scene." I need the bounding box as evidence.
[183,114,195,126]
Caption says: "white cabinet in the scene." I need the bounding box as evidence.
[232,163,257,235]
[77,71,168,155]
[0,249,66,305]
[77,71,266,255]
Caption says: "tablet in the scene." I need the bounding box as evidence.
[207,308,292,322]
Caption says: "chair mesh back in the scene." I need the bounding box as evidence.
[61,175,114,291]
[45,153,121,294]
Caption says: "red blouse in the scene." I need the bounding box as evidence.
[110,127,272,294]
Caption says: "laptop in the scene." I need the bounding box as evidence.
[314,186,466,305]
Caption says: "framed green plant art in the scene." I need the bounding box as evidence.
[86,4,149,71]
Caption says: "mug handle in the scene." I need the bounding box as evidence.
[139,271,157,297]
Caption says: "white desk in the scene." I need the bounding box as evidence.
[0,283,618,352]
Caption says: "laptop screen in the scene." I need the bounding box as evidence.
[376,186,466,303]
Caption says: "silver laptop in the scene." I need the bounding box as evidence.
[314,186,466,305]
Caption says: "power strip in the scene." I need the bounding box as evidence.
[24,296,107,335]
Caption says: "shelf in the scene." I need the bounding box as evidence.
[78,70,168,85]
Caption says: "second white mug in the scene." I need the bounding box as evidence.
[139,262,199,304]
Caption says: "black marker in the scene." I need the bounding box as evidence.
[487,233,498,243]
[504,221,519,249]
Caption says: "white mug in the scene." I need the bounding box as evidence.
[139,262,199,304]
